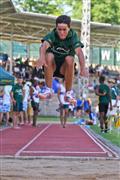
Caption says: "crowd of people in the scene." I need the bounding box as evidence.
[0,14,120,132]
[0,73,97,129]
[1,63,120,131]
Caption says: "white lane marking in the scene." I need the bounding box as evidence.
[22,150,106,154]
[0,127,11,131]
[15,124,51,157]
[82,126,119,158]
[80,126,107,153]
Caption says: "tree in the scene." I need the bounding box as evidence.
[91,0,120,24]
[13,0,120,24]
[64,0,120,24]
[13,0,64,15]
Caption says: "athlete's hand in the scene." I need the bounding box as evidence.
[37,58,47,68]
[80,67,89,77]
[12,99,16,104]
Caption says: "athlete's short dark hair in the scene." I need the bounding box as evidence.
[56,15,71,27]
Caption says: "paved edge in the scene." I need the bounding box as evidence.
[0,155,119,160]
[86,126,120,159]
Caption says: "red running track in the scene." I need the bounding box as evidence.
[0,124,111,157]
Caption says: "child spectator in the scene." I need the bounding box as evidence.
[30,78,40,127]
[95,75,112,133]
[3,85,12,126]
[57,79,70,128]
[11,75,24,128]
[23,81,32,124]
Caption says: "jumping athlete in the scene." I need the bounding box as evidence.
[37,15,87,101]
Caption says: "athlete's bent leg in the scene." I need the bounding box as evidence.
[44,53,56,88]
[60,56,74,91]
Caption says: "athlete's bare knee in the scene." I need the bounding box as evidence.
[45,53,54,65]
[65,56,74,66]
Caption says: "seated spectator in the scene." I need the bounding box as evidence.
[75,98,83,118]
[85,108,97,125]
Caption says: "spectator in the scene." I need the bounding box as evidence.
[75,98,83,118]
[23,81,32,124]
[30,78,40,127]
[3,85,12,126]
[57,79,69,128]
[11,75,24,129]
[95,75,112,133]
[32,66,44,79]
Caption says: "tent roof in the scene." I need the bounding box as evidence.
[0,66,14,85]
[0,0,120,47]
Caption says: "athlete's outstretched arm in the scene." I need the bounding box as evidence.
[37,41,50,68]
[75,47,87,76]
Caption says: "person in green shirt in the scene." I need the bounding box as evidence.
[95,75,112,133]
[11,75,24,128]
[37,15,87,101]
[109,79,119,107]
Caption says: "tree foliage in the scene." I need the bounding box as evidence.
[64,0,120,24]
[13,0,120,24]
[13,0,64,15]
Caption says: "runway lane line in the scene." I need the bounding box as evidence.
[15,124,51,157]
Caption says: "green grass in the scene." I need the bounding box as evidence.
[90,125,120,147]
[37,115,76,122]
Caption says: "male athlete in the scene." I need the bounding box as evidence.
[37,15,87,101]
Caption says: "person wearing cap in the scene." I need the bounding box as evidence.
[37,15,87,102]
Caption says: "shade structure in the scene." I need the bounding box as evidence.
[0,66,14,85]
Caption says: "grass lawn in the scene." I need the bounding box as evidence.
[90,125,120,147]
[37,115,76,122]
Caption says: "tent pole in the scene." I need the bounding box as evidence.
[10,32,13,74]
[27,42,30,59]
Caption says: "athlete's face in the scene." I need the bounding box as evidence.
[56,23,70,40]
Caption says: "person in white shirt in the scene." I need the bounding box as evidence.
[57,79,70,128]
[3,85,12,126]
[23,81,32,124]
